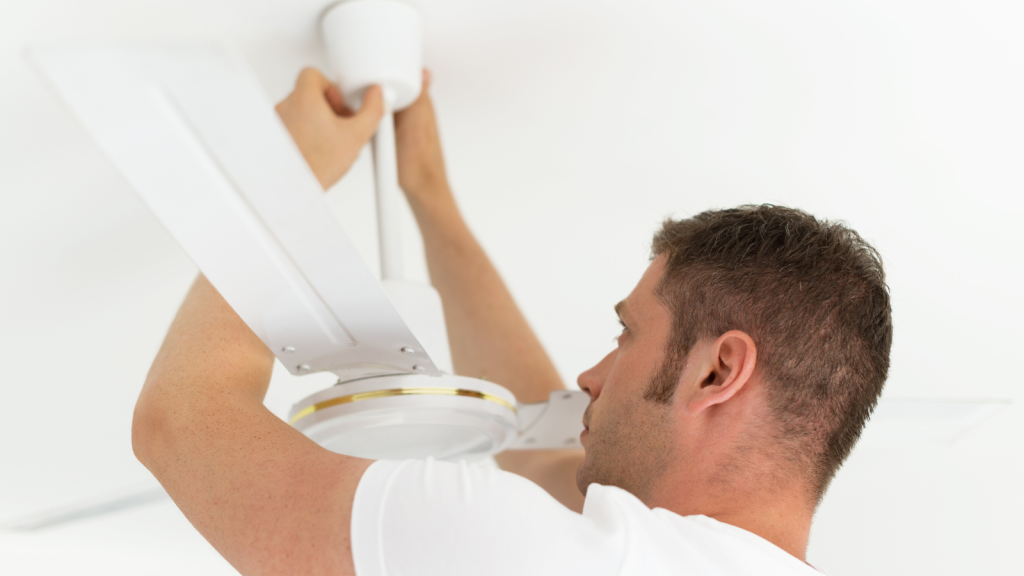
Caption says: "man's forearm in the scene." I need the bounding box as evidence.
[409,187,565,402]
[392,80,583,508]
[407,186,585,512]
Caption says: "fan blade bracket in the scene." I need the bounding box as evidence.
[510,390,589,450]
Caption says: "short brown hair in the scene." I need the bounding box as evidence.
[649,205,892,499]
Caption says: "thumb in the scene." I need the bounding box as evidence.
[348,85,385,139]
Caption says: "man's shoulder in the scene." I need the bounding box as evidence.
[582,485,821,576]
[354,461,820,576]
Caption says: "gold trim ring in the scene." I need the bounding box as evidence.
[289,387,517,425]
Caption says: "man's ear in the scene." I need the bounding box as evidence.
[687,330,758,414]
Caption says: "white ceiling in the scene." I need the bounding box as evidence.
[1,0,1022,574]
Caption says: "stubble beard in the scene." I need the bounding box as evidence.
[575,366,678,503]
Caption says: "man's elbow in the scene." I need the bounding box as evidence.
[131,388,169,470]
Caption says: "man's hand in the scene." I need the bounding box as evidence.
[394,70,452,208]
[275,68,384,189]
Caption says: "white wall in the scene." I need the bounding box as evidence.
[1,0,1021,574]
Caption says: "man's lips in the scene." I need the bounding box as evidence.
[581,403,592,446]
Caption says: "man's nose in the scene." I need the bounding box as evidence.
[577,349,615,400]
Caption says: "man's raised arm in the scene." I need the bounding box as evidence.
[394,73,585,512]
[132,69,384,576]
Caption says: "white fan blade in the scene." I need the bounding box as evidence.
[0,486,168,531]
[28,42,446,381]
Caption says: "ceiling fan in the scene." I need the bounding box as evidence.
[28,0,587,464]
[10,0,1009,531]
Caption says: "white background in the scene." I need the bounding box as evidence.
[1,0,1022,574]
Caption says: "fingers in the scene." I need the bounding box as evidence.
[296,68,351,113]
[395,76,430,127]
[411,69,432,108]
[295,67,332,93]
[348,85,385,140]
[325,84,347,116]
[287,67,384,141]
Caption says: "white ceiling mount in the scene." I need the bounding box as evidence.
[321,0,423,112]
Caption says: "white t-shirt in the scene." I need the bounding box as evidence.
[351,459,821,576]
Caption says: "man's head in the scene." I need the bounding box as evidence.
[576,205,892,506]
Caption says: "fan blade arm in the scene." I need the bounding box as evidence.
[509,390,589,450]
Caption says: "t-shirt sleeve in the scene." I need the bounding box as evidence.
[351,458,626,576]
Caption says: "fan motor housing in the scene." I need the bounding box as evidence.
[289,374,519,460]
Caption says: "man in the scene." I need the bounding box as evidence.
[133,68,892,576]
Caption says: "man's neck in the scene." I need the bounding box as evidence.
[647,471,815,561]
